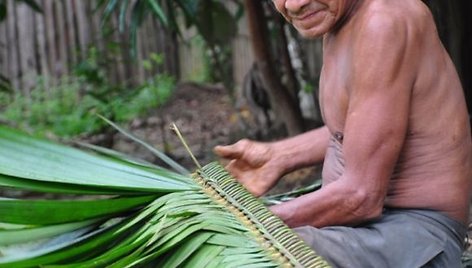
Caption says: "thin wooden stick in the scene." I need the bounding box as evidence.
[170,123,202,170]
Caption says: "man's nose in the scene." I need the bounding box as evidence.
[285,0,311,13]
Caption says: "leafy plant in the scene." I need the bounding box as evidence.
[0,78,105,137]
[0,49,175,138]
[97,0,241,94]
[0,125,329,267]
[97,0,241,55]
[74,48,175,123]
[110,74,174,122]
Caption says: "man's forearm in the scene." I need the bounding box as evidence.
[272,126,330,174]
[270,178,382,228]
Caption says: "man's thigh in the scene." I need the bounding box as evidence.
[294,209,465,268]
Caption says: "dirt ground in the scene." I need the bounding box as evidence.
[111,82,240,169]
[107,82,321,193]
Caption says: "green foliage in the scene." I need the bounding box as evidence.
[0,78,103,137]
[0,50,175,138]
[97,0,241,93]
[110,74,174,122]
[98,0,241,56]
[0,126,328,267]
[194,0,238,46]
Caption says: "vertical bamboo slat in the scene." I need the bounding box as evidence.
[153,18,163,74]
[16,3,35,94]
[86,0,99,52]
[119,26,133,86]
[18,3,37,94]
[0,17,7,81]
[64,0,77,67]
[74,0,90,61]
[168,31,180,78]
[54,1,68,78]
[6,0,20,91]
[34,10,50,89]
[144,18,153,76]
[113,13,126,84]
[135,24,146,84]
[232,34,254,87]
[43,0,57,85]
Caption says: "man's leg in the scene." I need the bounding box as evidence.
[294,209,466,268]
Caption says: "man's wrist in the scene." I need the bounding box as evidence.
[269,141,300,176]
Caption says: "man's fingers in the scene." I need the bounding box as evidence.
[223,159,237,176]
[225,160,258,195]
[214,140,249,159]
[214,145,238,159]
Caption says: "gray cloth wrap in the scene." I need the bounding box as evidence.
[295,209,467,268]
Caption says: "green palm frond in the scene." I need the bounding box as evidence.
[0,125,330,267]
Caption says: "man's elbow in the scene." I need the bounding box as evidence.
[344,189,384,223]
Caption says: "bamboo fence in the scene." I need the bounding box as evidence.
[0,0,321,102]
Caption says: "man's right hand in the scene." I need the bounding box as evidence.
[213,139,284,197]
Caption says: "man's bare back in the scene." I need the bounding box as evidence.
[320,0,471,225]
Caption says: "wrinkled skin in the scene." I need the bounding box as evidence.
[215,0,472,228]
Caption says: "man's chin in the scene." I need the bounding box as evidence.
[295,27,326,39]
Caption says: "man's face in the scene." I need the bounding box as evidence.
[272,0,347,38]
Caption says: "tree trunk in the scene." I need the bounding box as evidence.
[244,0,304,136]
[273,11,298,103]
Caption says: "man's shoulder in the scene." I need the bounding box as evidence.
[359,0,432,31]
[350,0,433,44]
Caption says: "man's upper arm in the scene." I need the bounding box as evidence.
[341,13,417,208]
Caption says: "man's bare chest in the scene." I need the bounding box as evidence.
[319,60,350,134]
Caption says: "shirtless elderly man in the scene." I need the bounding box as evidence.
[215,0,472,267]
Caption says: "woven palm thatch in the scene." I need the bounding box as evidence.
[0,125,330,267]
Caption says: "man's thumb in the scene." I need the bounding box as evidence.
[214,144,243,159]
